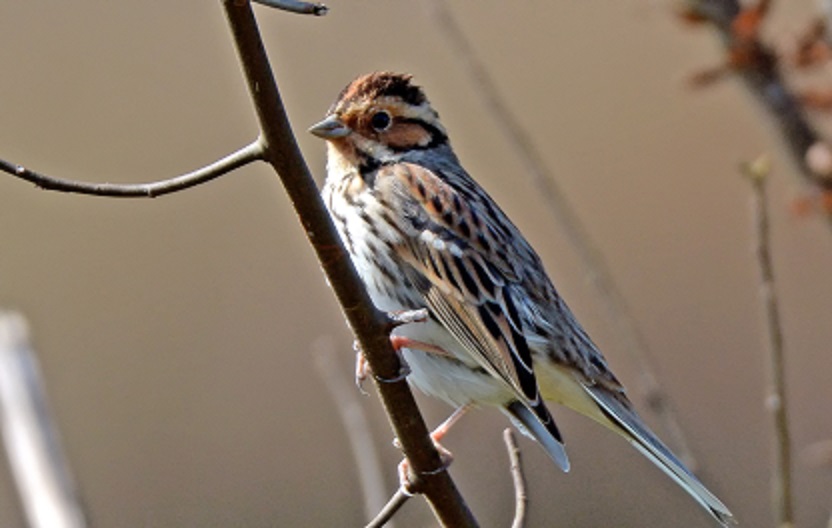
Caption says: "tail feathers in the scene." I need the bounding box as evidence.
[584,385,737,526]
[505,400,570,472]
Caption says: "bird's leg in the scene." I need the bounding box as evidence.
[354,343,371,395]
[355,308,451,391]
[355,335,453,390]
[353,336,414,391]
[396,404,474,495]
[389,336,453,358]
[431,403,473,443]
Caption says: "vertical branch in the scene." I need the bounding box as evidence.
[221,2,477,526]
[0,312,87,528]
[744,157,794,528]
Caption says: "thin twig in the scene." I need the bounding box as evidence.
[426,0,697,469]
[743,155,794,528]
[0,311,88,528]
[0,139,264,197]
[503,429,527,528]
[313,337,393,528]
[222,2,477,526]
[802,437,832,528]
[365,489,410,528]
[252,0,328,16]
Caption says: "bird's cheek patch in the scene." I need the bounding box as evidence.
[385,123,433,149]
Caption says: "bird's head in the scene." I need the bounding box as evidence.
[309,72,448,172]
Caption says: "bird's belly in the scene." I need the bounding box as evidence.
[396,320,511,409]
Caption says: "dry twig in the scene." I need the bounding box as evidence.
[742,155,794,528]
[0,141,264,198]
[366,489,410,528]
[252,0,327,15]
[503,429,527,528]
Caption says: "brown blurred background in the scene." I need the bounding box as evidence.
[1,1,831,526]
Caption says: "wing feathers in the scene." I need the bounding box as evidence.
[386,162,540,402]
[505,401,570,472]
[383,161,571,471]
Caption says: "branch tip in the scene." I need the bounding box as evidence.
[0,140,264,198]
[741,154,772,183]
[365,488,410,528]
[252,0,327,15]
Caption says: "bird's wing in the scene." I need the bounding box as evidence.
[374,161,569,470]
[374,161,538,401]
[374,163,569,471]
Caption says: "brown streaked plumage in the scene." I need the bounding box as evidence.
[310,71,736,526]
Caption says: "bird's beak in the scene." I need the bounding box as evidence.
[308,115,351,139]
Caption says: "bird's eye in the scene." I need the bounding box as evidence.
[370,111,391,131]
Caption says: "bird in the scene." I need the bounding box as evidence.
[309,71,736,526]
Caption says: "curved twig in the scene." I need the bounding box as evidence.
[503,429,527,528]
[222,2,477,526]
[0,139,264,198]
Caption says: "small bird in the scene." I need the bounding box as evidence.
[310,72,735,526]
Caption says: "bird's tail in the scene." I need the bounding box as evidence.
[504,400,570,472]
[584,385,737,526]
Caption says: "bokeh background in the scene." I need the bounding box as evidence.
[1,1,831,526]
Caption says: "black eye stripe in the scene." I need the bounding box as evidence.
[386,118,447,150]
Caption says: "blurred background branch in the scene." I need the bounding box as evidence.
[0,312,87,528]
[313,337,394,528]
[743,157,794,528]
[684,0,832,226]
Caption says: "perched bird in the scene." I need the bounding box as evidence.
[310,71,735,526]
